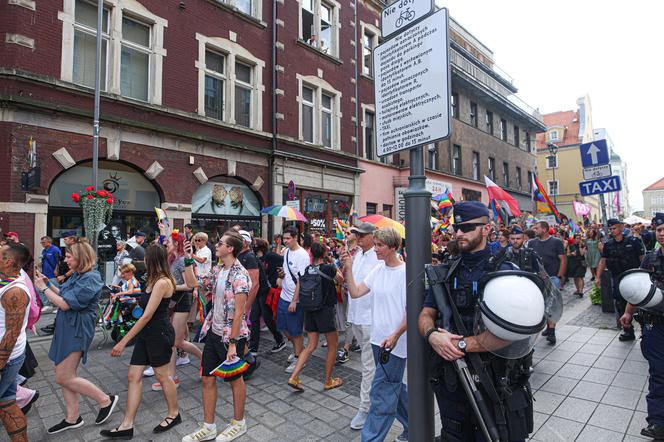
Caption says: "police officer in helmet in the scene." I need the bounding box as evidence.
[419,202,535,442]
[596,218,645,341]
[620,212,664,440]
[492,226,541,273]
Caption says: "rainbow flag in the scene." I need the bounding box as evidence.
[569,219,579,235]
[334,219,348,240]
[532,175,561,222]
[209,357,250,379]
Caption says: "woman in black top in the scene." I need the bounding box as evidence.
[287,242,344,392]
[101,244,182,439]
[566,234,587,297]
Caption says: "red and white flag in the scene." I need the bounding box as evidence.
[484,176,522,217]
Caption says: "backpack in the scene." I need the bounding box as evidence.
[298,265,334,311]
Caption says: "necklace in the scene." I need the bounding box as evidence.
[0,275,20,287]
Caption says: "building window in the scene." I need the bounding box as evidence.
[364,110,375,160]
[486,111,493,135]
[513,125,520,147]
[500,119,507,141]
[197,35,264,130]
[525,131,531,151]
[427,144,438,170]
[549,129,559,142]
[516,166,522,191]
[451,93,459,118]
[451,144,461,175]
[488,157,495,181]
[300,0,339,56]
[472,151,480,180]
[204,50,226,121]
[502,162,509,187]
[72,0,109,90]
[366,202,377,215]
[548,180,559,196]
[362,26,379,77]
[527,171,533,189]
[382,204,393,218]
[298,76,341,149]
[470,102,478,127]
[61,1,167,105]
[219,0,261,18]
[546,154,558,169]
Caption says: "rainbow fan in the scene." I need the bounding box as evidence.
[209,357,250,379]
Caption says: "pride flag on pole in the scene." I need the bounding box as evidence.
[532,175,560,222]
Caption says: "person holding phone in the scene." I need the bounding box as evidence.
[342,227,408,442]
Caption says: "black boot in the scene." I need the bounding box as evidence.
[619,328,635,342]
[641,423,664,440]
[541,327,551,337]
[546,328,556,345]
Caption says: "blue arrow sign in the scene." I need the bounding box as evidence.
[579,176,622,196]
[580,139,609,168]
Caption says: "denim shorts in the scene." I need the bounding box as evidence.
[0,352,26,401]
[276,297,304,337]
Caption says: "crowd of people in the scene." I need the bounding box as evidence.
[0,207,663,441]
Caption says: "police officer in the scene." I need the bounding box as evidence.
[492,226,541,273]
[596,218,645,341]
[620,212,664,440]
[419,202,534,442]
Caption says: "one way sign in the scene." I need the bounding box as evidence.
[579,176,622,196]
[580,139,609,168]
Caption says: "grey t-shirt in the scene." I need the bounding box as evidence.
[527,237,565,276]
[170,256,185,286]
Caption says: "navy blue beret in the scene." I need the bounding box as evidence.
[511,226,524,234]
[654,213,664,227]
[607,218,622,227]
[453,201,489,223]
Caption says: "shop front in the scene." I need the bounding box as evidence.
[48,160,162,275]
[191,176,263,239]
[282,188,352,234]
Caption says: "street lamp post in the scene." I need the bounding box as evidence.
[546,142,559,206]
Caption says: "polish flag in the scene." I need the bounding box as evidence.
[484,176,522,217]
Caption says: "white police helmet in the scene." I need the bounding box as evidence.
[618,269,664,311]
[474,271,547,359]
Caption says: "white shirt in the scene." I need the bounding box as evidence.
[0,273,31,360]
[363,262,407,359]
[280,247,311,302]
[348,247,379,325]
[195,246,212,277]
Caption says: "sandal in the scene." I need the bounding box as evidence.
[324,377,343,391]
[288,377,304,392]
[153,413,182,433]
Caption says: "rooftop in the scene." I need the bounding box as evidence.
[644,177,664,191]
[535,110,581,150]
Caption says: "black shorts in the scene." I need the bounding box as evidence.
[171,291,192,313]
[201,332,247,382]
[130,325,175,368]
[304,306,337,334]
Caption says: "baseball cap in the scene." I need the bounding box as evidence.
[238,230,252,243]
[350,222,377,235]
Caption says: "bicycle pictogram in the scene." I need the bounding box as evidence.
[395,8,416,28]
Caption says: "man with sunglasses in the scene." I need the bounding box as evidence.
[419,201,535,442]
[596,218,645,341]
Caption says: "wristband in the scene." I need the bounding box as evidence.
[184,258,195,267]
[46,280,52,289]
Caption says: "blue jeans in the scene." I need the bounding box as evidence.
[642,322,664,426]
[361,345,408,442]
[0,352,25,401]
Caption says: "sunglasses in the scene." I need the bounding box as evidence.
[194,239,205,242]
[451,223,485,233]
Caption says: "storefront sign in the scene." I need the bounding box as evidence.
[285,200,300,210]
[425,179,453,196]
[395,187,407,223]
[192,178,261,216]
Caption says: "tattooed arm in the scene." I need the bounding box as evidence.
[0,287,28,370]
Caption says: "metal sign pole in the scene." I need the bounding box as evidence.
[92,0,103,253]
[405,145,434,441]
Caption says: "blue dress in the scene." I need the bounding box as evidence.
[48,271,103,365]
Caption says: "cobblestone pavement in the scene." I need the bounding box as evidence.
[23,271,651,441]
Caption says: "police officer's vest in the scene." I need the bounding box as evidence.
[643,249,664,288]
[604,237,643,276]
[492,247,538,274]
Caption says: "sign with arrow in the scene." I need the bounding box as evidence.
[579,175,622,196]
[580,139,609,168]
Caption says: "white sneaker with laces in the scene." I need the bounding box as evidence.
[143,366,154,377]
[176,355,191,366]
[182,423,217,442]
[215,419,247,442]
[285,358,298,373]
[287,353,295,362]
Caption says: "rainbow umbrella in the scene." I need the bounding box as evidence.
[261,205,308,222]
[359,215,405,238]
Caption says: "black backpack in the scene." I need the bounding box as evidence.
[298,265,334,311]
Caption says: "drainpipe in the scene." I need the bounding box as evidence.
[269,0,277,239]
[354,0,359,158]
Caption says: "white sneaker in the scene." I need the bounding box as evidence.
[143,366,154,377]
[216,419,247,442]
[182,424,217,442]
[287,353,295,362]
[285,358,305,374]
[176,355,191,366]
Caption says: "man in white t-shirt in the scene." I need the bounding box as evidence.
[346,222,380,430]
[276,226,311,373]
[0,242,32,442]
[344,227,408,442]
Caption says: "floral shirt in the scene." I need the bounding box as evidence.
[200,259,251,342]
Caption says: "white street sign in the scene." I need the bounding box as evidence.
[374,7,450,157]
[381,0,434,39]
[582,164,612,180]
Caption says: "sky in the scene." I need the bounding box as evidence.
[434,0,664,212]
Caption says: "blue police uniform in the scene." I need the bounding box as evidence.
[424,202,533,442]
[602,219,645,338]
[637,213,664,439]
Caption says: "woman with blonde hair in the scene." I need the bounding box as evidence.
[34,241,119,434]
